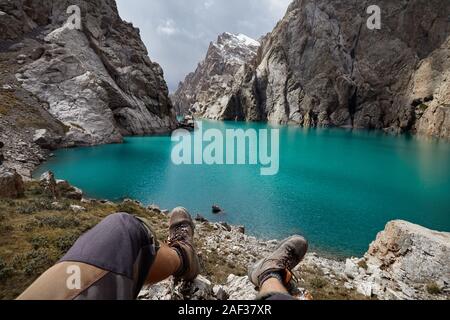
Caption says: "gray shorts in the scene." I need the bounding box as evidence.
[59,212,159,300]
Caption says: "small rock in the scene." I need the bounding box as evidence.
[40,171,57,198]
[195,214,209,223]
[216,287,229,301]
[147,204,161,213]
[51,202,64,210]
[29,47,45,60]
[0,167,24,198]
[220,222,232,232]
[237,226,246,234]
[212,205,222,214]
[357,281,373,298]
[175,275,213,300]
[70,205,86,213]
[56,180,83,200]
[344,259,359,279]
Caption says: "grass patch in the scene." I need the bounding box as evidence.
[69,122,85,132]
[418,104,429,111]
[310,276,327,289]
[0,182,167,300]
[426,282,442,295]
[296,266,371,300]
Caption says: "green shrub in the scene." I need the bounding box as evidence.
[38,216,80,229]
[29,235,51,250]
[21,249,54,276]
[17,199,54,215]
[117,202,142,215]
[310,276,327,289]
[55,234,79,252]
[418,104,429,111]
[426,282,442,295]
[0,258,13,281]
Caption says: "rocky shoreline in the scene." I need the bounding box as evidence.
[139,215,450,301]
[1,167,448,300]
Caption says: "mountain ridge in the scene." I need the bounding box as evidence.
[176,0,450,139]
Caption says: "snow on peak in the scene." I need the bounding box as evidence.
[218,32,260,48]
[236,34,260,47]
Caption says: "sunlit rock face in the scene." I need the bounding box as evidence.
[1,0,177,146]
[185,0,449,138]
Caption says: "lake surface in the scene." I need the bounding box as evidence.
[35,121,450,257]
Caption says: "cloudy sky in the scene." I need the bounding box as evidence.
[116,0,292,92]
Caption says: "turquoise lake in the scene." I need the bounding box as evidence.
[35,121,450,257]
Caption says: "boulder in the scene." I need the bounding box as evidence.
[33,129,61,150]
[147,204,161,213]
[345,220,450,300]
[213,285,229,301]
[195,214,209,223]
[220,222,232,232]
[0,167,24,198]
[140,276,214,300]
[223,274,258,300]
[55,179,83,200]
[29,47,45,60]
[366,221,450,294]
[212,205,222,214]
[70,205,86,213]
[344,259,360,279]
[174,276,214,300]
[39,171,57,198]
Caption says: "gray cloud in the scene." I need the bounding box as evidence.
[116,0,292,92]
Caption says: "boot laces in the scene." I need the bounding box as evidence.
[168,224,190,244]
[280,246,296,268]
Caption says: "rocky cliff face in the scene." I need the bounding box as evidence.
[172,32,260,118]
[0,0,177,149]
[191,0,450,138]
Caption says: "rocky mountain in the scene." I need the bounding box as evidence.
[189,0,450,139]
[172,32,260,118]
[0,0,177,176]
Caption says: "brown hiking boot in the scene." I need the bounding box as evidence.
[248,236,308,289]
[167,207,200,281]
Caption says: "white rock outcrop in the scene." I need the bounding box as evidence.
[344,220,450,300]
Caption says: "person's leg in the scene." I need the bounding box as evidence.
[248,235,308,301]
[260,278,289,296]
[19,212,159,300]
[19,208,200,300]
[146,244,181,285]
